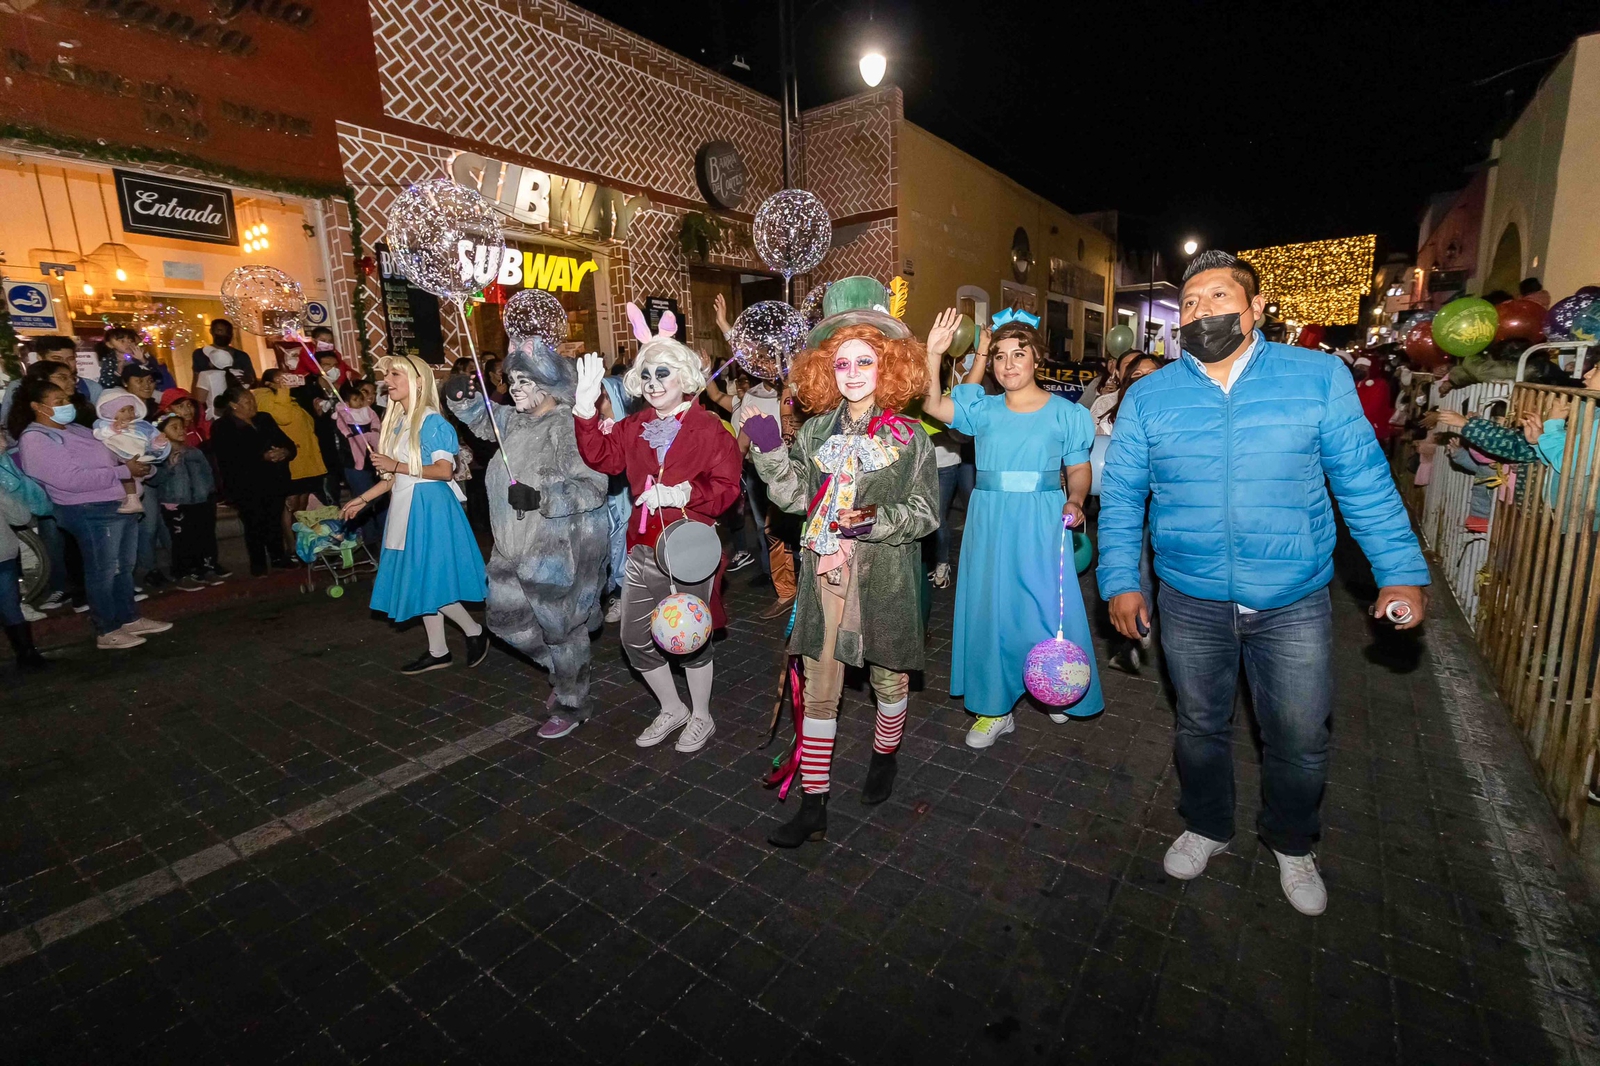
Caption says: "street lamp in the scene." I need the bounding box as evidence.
[859,49,886,87]
[1182,238,1199,256]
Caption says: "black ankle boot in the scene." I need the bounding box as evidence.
[860,751,897,806]
[5,624,47,672]
[464,629,490,668]
[768,791,828,848]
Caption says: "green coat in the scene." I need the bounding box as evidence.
[749,405,940,671]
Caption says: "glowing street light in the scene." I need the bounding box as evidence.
[1182,238,1199,256]
[859,50,886,87]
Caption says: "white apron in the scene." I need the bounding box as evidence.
[382,424,467,552]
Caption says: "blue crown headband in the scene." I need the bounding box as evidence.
[991,307,1040,329]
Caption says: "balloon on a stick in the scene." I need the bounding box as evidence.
[220,265,305,336]
[729,300,809,381]
[752,189,831,280]
[503,288,569,349]
[387,177,505,300]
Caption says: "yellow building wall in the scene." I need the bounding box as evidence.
[1546,33,1600,299]
[896,122,1115,358]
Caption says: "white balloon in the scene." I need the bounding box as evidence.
[387,177,505,300]
[729,300,809,382]
[752,189,832,280]
[220,265,305,336]
[503,289,569,349]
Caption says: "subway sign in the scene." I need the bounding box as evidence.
[458,242,597,293]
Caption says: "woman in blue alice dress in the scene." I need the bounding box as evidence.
[341,355,488,675]
[922,308,1104,748]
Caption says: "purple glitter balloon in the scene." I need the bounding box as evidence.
[1023,637,1092,707]
[1545,293,1596,339]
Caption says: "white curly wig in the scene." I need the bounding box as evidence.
[623,336,707,398]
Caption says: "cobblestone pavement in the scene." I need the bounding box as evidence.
[2,534,1598,1065]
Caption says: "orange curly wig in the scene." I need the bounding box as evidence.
[790,325,929,414]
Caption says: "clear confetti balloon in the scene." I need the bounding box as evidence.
[220,265,305,336]
[136,302,197,360]
[387,178,505,300]
[752,189,831,280]
[799,283,830,330]
[729,300,809,381]
[503,288,569,349]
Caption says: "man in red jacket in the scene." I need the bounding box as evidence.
[1353,356,1394,450]
[574,304,742,753]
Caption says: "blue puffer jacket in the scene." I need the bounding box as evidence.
[1097,335,1430,609]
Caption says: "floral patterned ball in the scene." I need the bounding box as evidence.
[651,593,712,654]
[1023,637,1092,707]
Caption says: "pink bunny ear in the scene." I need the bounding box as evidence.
[625,303,653,345]
[657,310,678,338]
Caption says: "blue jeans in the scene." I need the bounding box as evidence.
[37,514,67,596]
[605,489,631,594]
[933,461,975,565]
[1157,584,1333,856]
[53,502,138,636]
[0,556,22,626]
[137,486,170,576]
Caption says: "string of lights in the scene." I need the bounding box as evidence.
[1238,235,1376,325]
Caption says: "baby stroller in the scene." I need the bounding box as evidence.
[291,505,378,597]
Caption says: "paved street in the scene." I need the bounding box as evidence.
[3,535,1598,1065]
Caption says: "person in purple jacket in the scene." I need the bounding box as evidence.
[12,378,174,651]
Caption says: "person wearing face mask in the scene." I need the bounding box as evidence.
[924,308,1103,749]
[737,322,938,846]
[1097,249,1430,917]
[445,338,609,739]
[191,318,257,415]
[573,303,743,754]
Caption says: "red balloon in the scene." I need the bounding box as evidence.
[1405,320,1445,369]
[1495,298,1546,342]
[1296,323,1326,349]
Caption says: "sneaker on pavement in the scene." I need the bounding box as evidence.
[72,602,90,614]
[97,630,146,650]
[206,565,232,582]
[39,591,69,611]
[636,706,690,748]
[727,550,755,573]
[400,650,452,675]
[1163,831,1230,880]
[538,713,580,739]
[121,617,173,636]
[20,602,45,623]
[1272,850,1327,916]
[604,597,622,624]
[1109,646,1142,675]
[929,562,951,589]
[1047,711,1070,724]
[965,713,1015,749]
[174,575,207,593]
[133,592,149,603]
[675,713,716,753]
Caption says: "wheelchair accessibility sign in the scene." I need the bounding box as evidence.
[4,280,58,330]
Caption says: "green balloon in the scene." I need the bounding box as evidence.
[950,313,976,358]
[1432,297,1499,358]
[823,275,890,317]
[1105,324,1135,358]
[1073,530,1094,575]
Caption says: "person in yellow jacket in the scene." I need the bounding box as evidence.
[255,368,328,562]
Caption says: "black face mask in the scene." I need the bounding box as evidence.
[1180,313,1247,364]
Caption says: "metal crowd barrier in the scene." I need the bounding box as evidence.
[1471,383,1600,845]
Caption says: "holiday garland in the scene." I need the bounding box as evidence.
[0,124,372,370]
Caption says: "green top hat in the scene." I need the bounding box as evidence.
[805,275,912,346]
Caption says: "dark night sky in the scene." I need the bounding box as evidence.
[580,0,1598,261]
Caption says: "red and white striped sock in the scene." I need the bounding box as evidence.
[873,697,908,755]
[799,717,837,794]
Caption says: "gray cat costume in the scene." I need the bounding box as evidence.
[447,339,610,718]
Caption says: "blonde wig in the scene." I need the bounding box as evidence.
[623,336,707,399]
[377,353,443,476]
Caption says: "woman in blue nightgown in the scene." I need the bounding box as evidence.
[922,308,1104,748]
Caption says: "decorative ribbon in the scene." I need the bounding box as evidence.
[991,307,1041,329]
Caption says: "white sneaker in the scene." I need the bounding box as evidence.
[674,714,716,753]
[39,592,68,611]
[20,602,45,622]
[133,592,149,603]
[929,563,951,589]
[1272,850,1327,916]
[97,630,146,650]
[1047,712,1070,724]
[120,617,173,636]
[636,706,690,748]
[1163,831,1230,880]
[604,597,622,624]
[965,713,1015,749]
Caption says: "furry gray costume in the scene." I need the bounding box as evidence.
[446,340,609,718]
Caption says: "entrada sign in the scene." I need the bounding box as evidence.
[114,169,238,245]
[458,243,598,294]
[448,152,649,243]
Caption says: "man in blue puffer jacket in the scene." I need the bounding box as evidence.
[1097,250,1430,917]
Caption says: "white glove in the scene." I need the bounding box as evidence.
[640,481,691,513]
[574,351,605,419]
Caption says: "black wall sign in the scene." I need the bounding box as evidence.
[376,243,444,364]
[695,141,747,212]
[114,169,238,245]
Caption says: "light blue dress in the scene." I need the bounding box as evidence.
[369,413,487,621]
[950,385,1104,718]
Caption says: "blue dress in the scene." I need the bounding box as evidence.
[950,385,1104,718]
[369,413,487,621]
